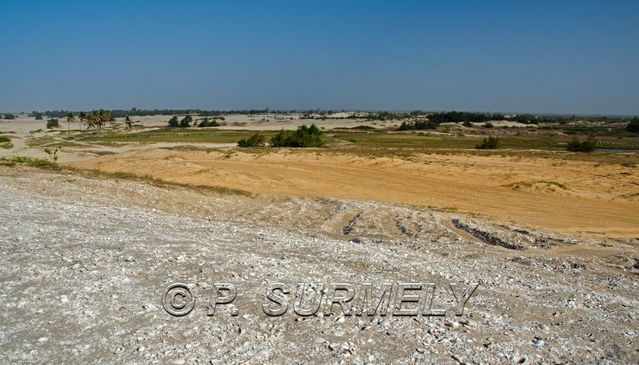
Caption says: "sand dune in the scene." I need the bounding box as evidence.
[66,149,639,239]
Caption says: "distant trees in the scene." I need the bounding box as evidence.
[82,109,111,129]
[396,111,508,131]
[398,119,437,130]
[78,112,87,129]
[627,118,639,133]
[2,113,16,120]
[428,111,504,124]
[566,136,597,152]
[475,136,499,149]
[512,114,536,124]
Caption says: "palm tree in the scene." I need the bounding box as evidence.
[86,112,97,129]
[97,109,111,129]
[66,112,75,131]
[78,112,87,130]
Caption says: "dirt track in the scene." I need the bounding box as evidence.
[66,148,639,240]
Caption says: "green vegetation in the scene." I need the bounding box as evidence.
[270,124,323,147]
[0,133,11,149]
[66,112,75,130]
[566,136,597,152]
[0,156,60,170]
[84,128,267,144]
[81,109,112,129]
[167,115,197,128]
[2,113,16,120]
[46,118,60,129]
[68,168,251,196]
[124,115,134,130]
[83,127,639,152]
[179,115,193,128]
[238,133,266,147]
[347,125,375,130]
[627,118,639,133]
[44,146,61,162]
[398,120,437,130]
[60,109,637,166]
[428,111,504,124]
[168,116,179,128]
[475,136,499,149]
[198,117,221,127]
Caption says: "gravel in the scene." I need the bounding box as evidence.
[0,167,637,364]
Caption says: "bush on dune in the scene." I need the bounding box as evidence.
[46,118,60,129]
[269,124,324,147]
[238,133,266,147]
[566,136,597,152]
[198,118,220,127]
[475,136,499,149]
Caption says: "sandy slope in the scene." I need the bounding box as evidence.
[65,149,639,240]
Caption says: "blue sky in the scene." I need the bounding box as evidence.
[1,0,638,114]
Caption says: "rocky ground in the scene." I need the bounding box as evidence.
[0,166,638,364]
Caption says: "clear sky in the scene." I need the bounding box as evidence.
[1,0,638,114]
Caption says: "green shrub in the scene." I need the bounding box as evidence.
[483,122,494,128]
[566,136,597,152]
[46,118,60,129]
[398,120,437,131]
[270,124,323,147]
[0,156,60,170]
[238,133,266,147]
[167,116,179,127]
[179,115,193,128]
[475,136,499,149]
[198,118,220,127]
[462,121,473,127]
[627,118,639,133]
[349,125,375,130]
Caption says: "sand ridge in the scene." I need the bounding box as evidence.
[65,148,639,239]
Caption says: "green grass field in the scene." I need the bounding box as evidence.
[83,129,273,144]
[83,127,639,151]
